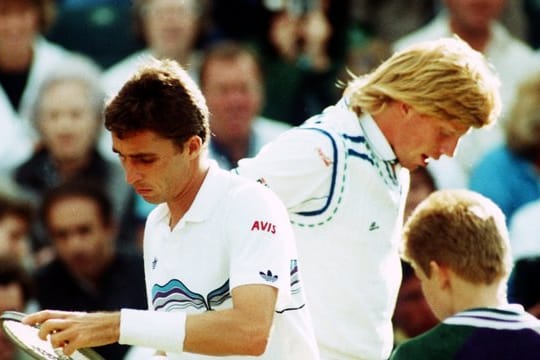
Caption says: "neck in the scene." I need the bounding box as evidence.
[0,47,33,72]
[153,49,190,69]
[54,153,92,181]
[449,20,491,53]
[450,276,507,314]
[167,159,210,229]
[215,137,250,167]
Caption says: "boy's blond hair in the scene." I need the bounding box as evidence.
[403,189,512,284]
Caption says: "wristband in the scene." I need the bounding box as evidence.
[119,309,186,353]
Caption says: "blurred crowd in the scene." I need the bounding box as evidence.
[2,0,540,359]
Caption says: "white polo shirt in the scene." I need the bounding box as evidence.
[236,98,410,360]
[143,162,319,359]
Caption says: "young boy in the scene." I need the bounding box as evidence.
[391,189,540,359]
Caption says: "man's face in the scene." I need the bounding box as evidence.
[393,273,438,337]
[38,81,100,164]
[0,215,30,265]
[202,55,263,145]
[47,197,114,282]
[0,283,24,360]
[0,1,39,58]
[390,106,470,171]
[113,130,198,205]
[445,0,506,32]
[143,0,198,59]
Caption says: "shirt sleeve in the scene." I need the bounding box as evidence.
[235,127,336,213]
[225,181,298,309]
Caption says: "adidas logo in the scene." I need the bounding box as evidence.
[369,222,380,231]
[259,270,278,282]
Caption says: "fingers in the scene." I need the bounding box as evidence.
[40,322,77,356]
[22,310,74,327]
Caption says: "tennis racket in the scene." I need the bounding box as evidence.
[0,311,104,360]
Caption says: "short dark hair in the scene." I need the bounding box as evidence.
[0,195,33,225]
[104,59,209,149]
[40,180,114,233]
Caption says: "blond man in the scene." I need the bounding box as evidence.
[235,36,501,359]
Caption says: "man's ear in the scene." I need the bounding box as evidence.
[398,101,412,116]
[430,260,451,290]
[186,135,203,156]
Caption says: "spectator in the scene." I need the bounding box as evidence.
[390,189,540,359]
[404,167,437,221]
[100,0,206,162]
[469,70,540,224]
[392,261,438,347]
[257,4,344,126]
[0,0,84,173]
[0,194,34,270]
[0,256,34,360]
[199,40,290,170]
[349,0,437,43]
[394,0,539,189]
[235,37,500,360]
[34,180,147,359]
[393,167,439,346]
[101,0,204,98]
[12,55,136,254]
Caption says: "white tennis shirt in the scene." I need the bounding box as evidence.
[236,98,410,360]
[143,163,319,359]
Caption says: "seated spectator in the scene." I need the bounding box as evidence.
[469,70,540,224]
[34,180,147,359]
[0,0,90,174]
[101,0,204,97]
[349,0,437,43]
[12,55,136,254]
[0,256,34,360]
[200,40,291,169]
[404,167,437,221]
[392,261,438,347]
[394,0,540,189]
[100,0,206,161]
[390,189,540,359]
[0,193,34,270]
[393,167,439,346]
[257,4,343,126]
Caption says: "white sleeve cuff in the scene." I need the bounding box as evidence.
[119,309,186,353]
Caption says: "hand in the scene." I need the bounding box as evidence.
[22,310,121,356]
[269,12,299,61]
[299,10,331,70]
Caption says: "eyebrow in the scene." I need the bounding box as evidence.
[112,148,157,158]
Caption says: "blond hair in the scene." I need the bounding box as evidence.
[344,37,501,128]
[403,189,512,285]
